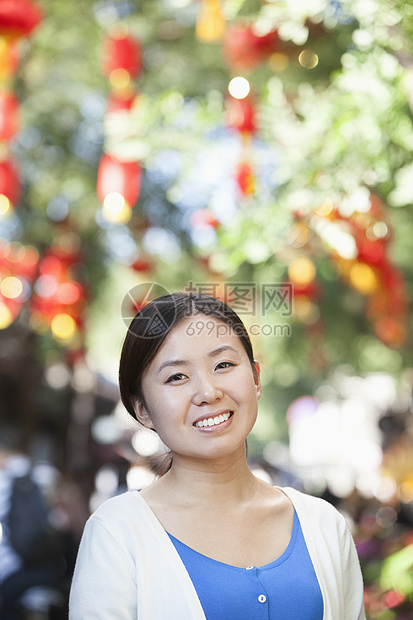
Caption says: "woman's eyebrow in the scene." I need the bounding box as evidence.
[157,359,188,374]
[207,345,239,357]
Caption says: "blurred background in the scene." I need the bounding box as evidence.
[0,0,412,618]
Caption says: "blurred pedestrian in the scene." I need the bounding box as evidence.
[0,425,63,620]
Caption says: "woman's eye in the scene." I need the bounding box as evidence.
[165,373,186,383]
[216,361,235,370]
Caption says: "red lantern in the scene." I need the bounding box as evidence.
[31,249,87,329]
[0,157,21,205]
[225,94,256,134]
[101,33,143,80]
[97,154,142,207]
[0,92,20,141]
[0,0,43,38]
[222,24,279,70]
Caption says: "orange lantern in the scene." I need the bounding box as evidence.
[0,92,20,140]
[0,0,43,38]
[97,154,142,208]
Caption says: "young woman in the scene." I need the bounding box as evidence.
[69,293,365,620]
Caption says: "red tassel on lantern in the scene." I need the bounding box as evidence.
[0,40,20,81]
[0,92,20,141]
[131,255,153,273]
[0,157,21,206]
[101,32,143,80]
[190,209,219,229]
[225,94,256,134]
[106,92,136,116]
[0,0,43,38]
[236,161,255,195]
[97,154,142,207]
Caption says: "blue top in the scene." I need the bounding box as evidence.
[167,510,324,620]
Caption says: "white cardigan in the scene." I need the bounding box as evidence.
[69,487,366,620]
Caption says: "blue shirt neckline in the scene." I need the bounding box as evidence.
[166,509,299,572]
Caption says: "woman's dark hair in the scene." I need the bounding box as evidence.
[119,292,257,419]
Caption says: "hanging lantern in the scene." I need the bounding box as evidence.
[30,248,87,342]
[0,0,43,38]
[0,157,21,209]
[225,93,256,134]
[223,24,279,70]
[0,91,20,141]
[196,0,225,43]
[97,154,142,208]
[101,32,143,83]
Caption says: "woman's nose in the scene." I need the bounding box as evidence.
[192,375,223,405]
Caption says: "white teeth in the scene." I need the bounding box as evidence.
[195,412,232,428]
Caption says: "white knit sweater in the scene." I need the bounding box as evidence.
[69,487,366,619]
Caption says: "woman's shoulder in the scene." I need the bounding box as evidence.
[89,489,146,526]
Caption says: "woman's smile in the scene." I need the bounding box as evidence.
[193,410,234,430]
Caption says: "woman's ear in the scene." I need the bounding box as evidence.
[253,361,261,400]
[134,399,155,430]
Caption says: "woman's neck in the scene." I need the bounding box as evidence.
[150,445,260,510]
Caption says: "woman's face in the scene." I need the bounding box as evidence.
[135,315,261,463]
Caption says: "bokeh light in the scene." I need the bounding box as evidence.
[288,256,316,286]
[0,302,13,329]
[1,276,23,299]
[50,313,77,341]
[0,194,11,216]
[350,262,380,295]
[228,76,250,99]
[298,50,319,69]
